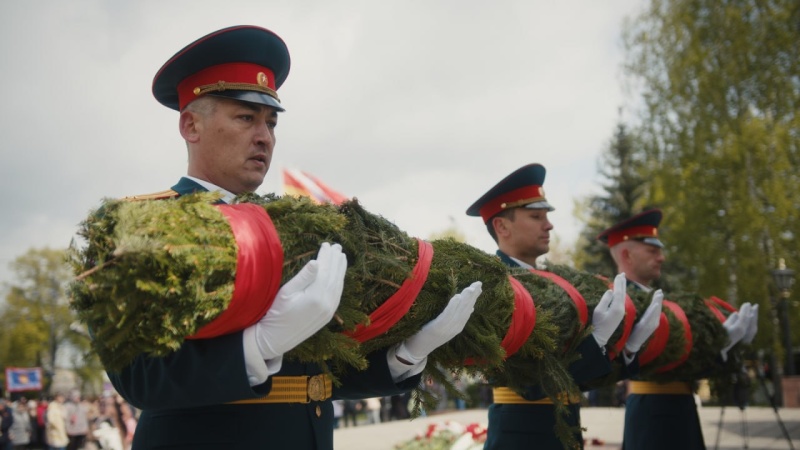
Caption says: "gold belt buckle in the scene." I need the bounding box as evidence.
[307,375,327,402]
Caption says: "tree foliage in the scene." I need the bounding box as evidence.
[573,122,649,276]
[623,0,800,352]
[1,248,101,393]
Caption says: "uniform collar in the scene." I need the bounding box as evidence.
[172,176,236,204]
[627,279,653,293]
[496,250,537,269]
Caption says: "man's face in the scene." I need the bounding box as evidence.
[187,97,278,194]
[501,208,554,260]
[627,241,665,285]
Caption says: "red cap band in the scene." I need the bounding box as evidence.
[478,185,545,223]
[177,62,277,110]
[606,224,659,247]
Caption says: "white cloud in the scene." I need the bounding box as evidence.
[0,0,644,289]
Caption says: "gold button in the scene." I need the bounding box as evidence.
[316,405,321,417]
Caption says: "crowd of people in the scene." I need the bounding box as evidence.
[0,391,138,450]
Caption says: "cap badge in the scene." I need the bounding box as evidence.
[257,72,269,87]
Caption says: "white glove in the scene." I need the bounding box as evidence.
[742,304,759,345]
[592,273,627,347]
[624,289,664,353]
[395,281,482,365]
[721,302,753,361]
[253,242,347,360]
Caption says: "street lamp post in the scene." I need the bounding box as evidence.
[771,258,795,377]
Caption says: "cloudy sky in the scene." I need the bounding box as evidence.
[0,0,645,290]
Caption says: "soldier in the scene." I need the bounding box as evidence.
[467,164,661,449]
[598,209,758,450]
[106,25,483,450]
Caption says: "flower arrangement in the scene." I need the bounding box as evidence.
[393,421,487,450]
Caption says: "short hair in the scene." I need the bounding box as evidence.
[609,242,625,266]
[184,96,218,117]
[486,208,517,243]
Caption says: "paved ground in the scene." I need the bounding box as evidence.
[334,406,800,449]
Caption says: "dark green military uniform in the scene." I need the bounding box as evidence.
[464,164,620,449]
[597,210,706,450]
[483,250,612,450]
[621,282,704,450]
[622,390,704,450]
[109,178,421,450]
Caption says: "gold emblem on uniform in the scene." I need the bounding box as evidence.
[257,72,269,87]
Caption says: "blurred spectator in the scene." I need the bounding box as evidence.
[10,400,32,449]
[453,377,467,410]
[25,400,41,450]
[364,398,381,425]
[115,399,136,450]
[380,397,392,423]
[390,393,411,420]
[34,400,48,449]
[90,420,122,450]
[331,400,344,429]
[0,400,14,450]
[46,393,69,450]
[87,395,122,450]
[342,400,362,428]
[615,380,629,407]
[64,391,89,450]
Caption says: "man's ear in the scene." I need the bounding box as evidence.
[179,110,202,143]
[620,247,631,264]
[492,216,509,238]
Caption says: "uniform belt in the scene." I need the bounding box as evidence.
[629,381,692,395]
[229,375,332,404]
[492,387,581,405]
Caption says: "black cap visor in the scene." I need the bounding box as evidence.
[205,91,285,112]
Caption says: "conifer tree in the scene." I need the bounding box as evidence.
[574,121,647,278]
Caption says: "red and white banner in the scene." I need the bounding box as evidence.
[282,169,348,205]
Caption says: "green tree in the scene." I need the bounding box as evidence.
[623,0,800,354]
[573,122,649,277]
[1,248,101,393]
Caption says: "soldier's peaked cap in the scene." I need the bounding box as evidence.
[597,209,664,248]
[466,163,554,224]
[152,25,290,112]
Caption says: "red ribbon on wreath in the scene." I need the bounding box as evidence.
[705,295,737,323]
[638,312,670,366]
[654,300,694,373]
[529,269,589,330]
[344,239,434,343]
[500,275,537,358]
[188,203,284,339]
[464,275,536,365]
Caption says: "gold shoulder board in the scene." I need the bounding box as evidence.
[122,189,180,202]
